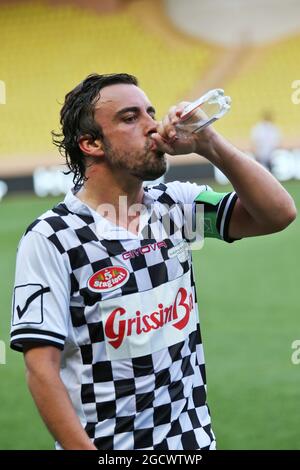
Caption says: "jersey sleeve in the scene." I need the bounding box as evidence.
[158,181,239,243]
[194,189,239,242]
[10,231,70,352]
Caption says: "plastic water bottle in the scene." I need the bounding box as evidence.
[175,88,231,137]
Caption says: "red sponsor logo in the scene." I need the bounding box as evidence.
[104,287,194,349]
[122,241,167,260]
[88,266,130,293]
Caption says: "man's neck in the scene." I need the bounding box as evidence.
[76,168,145,233]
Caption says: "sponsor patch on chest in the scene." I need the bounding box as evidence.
[88,266,130,293]
[168,240,190,262]
[99,270,196,360]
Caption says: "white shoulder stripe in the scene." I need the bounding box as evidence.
[11,333,65,345]
[220,192,236,240]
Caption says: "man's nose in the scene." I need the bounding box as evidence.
[145,115,158,135]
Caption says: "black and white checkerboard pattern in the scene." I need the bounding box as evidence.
[10,182,236,450]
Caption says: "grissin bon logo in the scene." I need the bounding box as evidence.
[105,287,194,349]
[88,266,130,293]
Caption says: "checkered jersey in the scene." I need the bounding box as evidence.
[10,181,238,450]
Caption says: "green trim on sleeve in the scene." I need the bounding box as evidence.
[195,191,225,239]
[195,191,228,206]
[203,211,221,239]
[194,190,237,241]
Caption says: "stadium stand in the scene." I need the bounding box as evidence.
[0,0,218,175]
[0,0,299,181]
[217,34,300,146]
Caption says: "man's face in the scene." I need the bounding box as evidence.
[93,83,166,181]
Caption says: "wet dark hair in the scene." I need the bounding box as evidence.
[52,73,138,186]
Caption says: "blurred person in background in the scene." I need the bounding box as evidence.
[251,111,281,171]
[10,73,296,450]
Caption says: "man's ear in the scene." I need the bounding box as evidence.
[78,135,104,158]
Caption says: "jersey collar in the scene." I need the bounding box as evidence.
[63,187,155,240]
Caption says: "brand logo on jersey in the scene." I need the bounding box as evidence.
[88,266,130,293]
[122,241,167,260]
[12,284,50,326]
[104,287,194,350]
[168,240,190,262]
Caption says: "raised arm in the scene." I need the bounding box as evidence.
[194,132,297,239]
[152,104,297,238]
[24,344,96,450]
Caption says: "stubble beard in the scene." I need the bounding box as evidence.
[103,137,167,181]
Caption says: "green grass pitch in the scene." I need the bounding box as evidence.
[0,181,299,449]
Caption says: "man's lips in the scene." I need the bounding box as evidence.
[149,141,157,151]
[148,138,165,158]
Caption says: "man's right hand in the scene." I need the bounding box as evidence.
[151,102,218,158]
